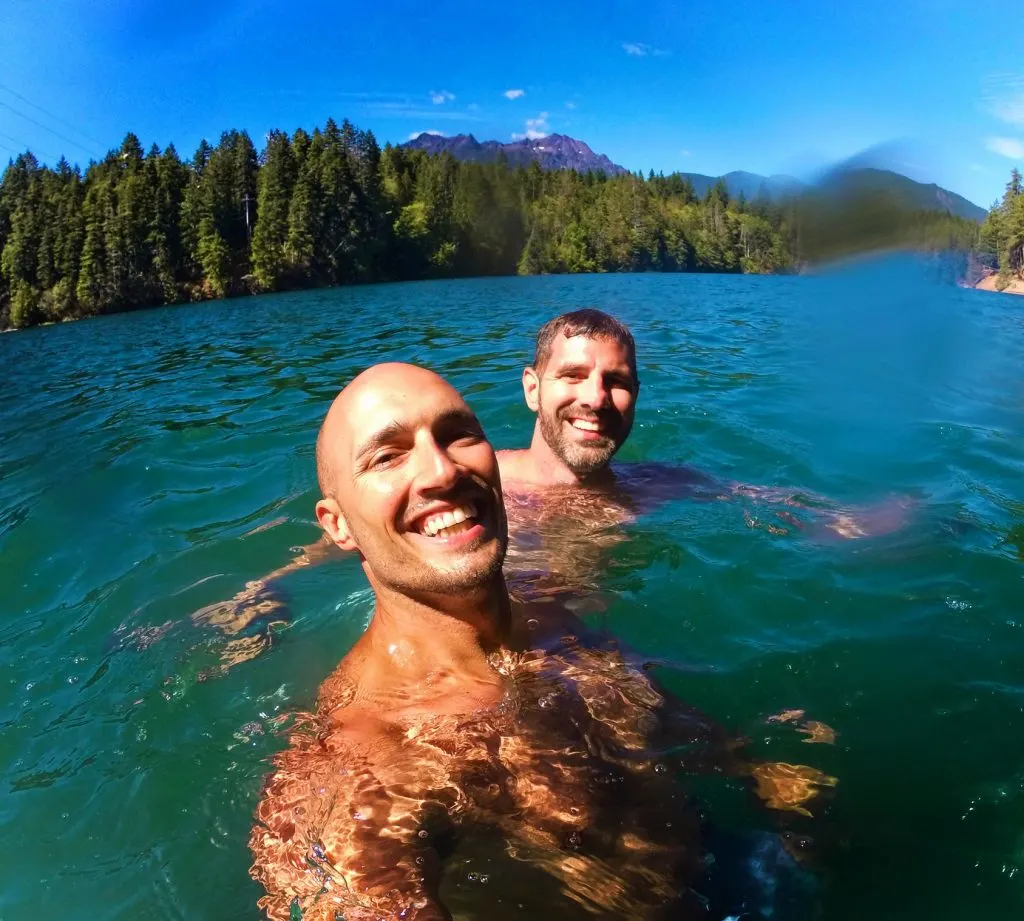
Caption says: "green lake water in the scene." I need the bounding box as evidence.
[1,262,1022,920]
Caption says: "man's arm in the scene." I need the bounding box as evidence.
[627,461,915,540]
[191,536,337,636]
[249,716,451,921]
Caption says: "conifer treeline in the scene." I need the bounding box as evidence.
[976,168,1024,288]
[0,116,979,330]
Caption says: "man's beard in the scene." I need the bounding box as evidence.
[538,404,628,478]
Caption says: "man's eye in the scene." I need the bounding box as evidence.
[370,451,401,469]
[450,430,482,445]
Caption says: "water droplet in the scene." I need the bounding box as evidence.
[24,682,34,691]
[312,842,327,861]
[526,618,539,630]
[654,763,667,774]
[467,872,479,883]
[569,806,581,816]
[415,856,425,865]
[418,829,429,839]
[479,874,490,884]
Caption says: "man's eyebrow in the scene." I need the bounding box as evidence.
[433,407,482,430]
[352,409,481,462]
[353,419,408,462]
[550,362,590,376]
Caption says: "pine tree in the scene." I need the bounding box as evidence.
[252,130,296,290]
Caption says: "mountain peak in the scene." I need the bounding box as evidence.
[402,132,627,175]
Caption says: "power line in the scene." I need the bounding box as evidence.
[0,129,59,162]
[0,99,101,160]
[0,81,105,148]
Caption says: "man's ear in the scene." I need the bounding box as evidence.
[522,366,540,412]
[315,497,358,552]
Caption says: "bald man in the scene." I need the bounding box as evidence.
[247,364,832,921]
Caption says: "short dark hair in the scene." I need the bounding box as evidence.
[532,309,637,376]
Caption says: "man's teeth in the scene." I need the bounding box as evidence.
[421,503,477,537]
[571,419,601,432]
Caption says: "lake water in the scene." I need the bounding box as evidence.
[1,263,1022,920]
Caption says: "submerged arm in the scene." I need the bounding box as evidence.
[191,535,337,635]
[636,462,915,540]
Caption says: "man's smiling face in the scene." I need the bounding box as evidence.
[316,364,507,596]
[528,332,638,478]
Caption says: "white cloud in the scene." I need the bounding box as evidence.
[986,136,1024,159]
[504,88,525,100]
[512,112,551,141]
[467,102,480,111]
[983,74,1024,126]
[680,149,691,157]
[408,130,444,140]
[565,101,577,110]
[623,41,669,57]
[430,90,455,104]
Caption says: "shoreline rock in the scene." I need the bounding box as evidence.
[975,273,1024,296]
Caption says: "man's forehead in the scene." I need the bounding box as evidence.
[342,382,468,447]
[548,331,633,366]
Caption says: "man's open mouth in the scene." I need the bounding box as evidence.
[566,416,612,440]
[411,501,481,539]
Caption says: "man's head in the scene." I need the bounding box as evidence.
[315,363,507,597]
[523,309,639,478]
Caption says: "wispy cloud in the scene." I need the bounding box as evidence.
[512,112,550,141]
[969,163,985,172]
[622,42,670,57]
[408,130,444,140]
[982,73,1024,126]
[680,149,691,157]
[430,90,456,104]
[565,101,577,110]
[467,102,480,112]
[986,136,1024,159]
[359,100,482,122]
[504,88,525,100]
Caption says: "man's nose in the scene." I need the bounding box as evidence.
[413,435,460,492]
[578,374,610,409]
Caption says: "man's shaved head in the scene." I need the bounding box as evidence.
[316,363,465,499]
[313,362,506,596]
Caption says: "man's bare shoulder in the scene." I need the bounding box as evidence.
[496,448,535,487]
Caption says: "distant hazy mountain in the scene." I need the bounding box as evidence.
[675,170,805,202]
[813,167,987,222]
[401,133,985,222]
[403,132,628,176]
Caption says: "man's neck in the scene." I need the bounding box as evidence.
[361,574,512,686]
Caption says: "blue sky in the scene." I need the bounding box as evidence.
[2,0,1022,208]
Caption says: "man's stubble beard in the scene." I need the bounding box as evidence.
[353,521,508,597]
[538,402,628,478]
